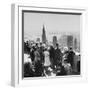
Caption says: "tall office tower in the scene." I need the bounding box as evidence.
[42,25,46,44]
[53,36,57,47]
[67,35,73,48]
[36,38,40,43]
[74,38,77,51]
[58,35,67,48]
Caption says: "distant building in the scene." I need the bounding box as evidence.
[36,38,40,43]
[74,38,77,50]
[58,35,67,48]
[42,25,46,43]
[73,37,80,52]
[53,36,57,47]
[67,35,73,48]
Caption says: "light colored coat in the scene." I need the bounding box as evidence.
[44,51,51,66]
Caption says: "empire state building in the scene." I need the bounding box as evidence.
[42,25,46,44]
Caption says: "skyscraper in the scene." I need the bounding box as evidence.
[36,38,40,43]
[67,35,73,48]
[58,35,67,48]
[53,36,57,47]
[74,38,77,50]
[42,25,46,43]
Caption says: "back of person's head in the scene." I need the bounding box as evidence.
[36,43,38,46]
[40,42,42,45]
[50,45,53,50]
[56,43,58,46]
[56,43,59,48]
[69,47,73,51]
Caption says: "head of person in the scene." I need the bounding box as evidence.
[64,47,68,53]
[30,43,33,47]
[56,43,59,48]
[50,45,53,49]
[69,47,73,51]
[36,43,38,47]
[40,42,42,46]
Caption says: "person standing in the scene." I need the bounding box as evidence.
[49,45,55,69]
[39,43,44,64]
[67,47,75,70]
[30,46,35,63]
[54,43,62,68]
[43,48,51,75]
[34,47,43,77]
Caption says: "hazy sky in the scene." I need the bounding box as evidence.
[24,12,80,41]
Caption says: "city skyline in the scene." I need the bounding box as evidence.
[24,12,80,41]
[24,24,80,43]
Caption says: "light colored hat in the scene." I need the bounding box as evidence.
[42,43,46,47]
[64,47,68,51]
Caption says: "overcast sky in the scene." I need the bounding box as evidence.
[24,12,80,41]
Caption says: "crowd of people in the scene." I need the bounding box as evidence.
[24,41,80,77]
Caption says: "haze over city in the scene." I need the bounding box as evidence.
[24,12,80,42]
